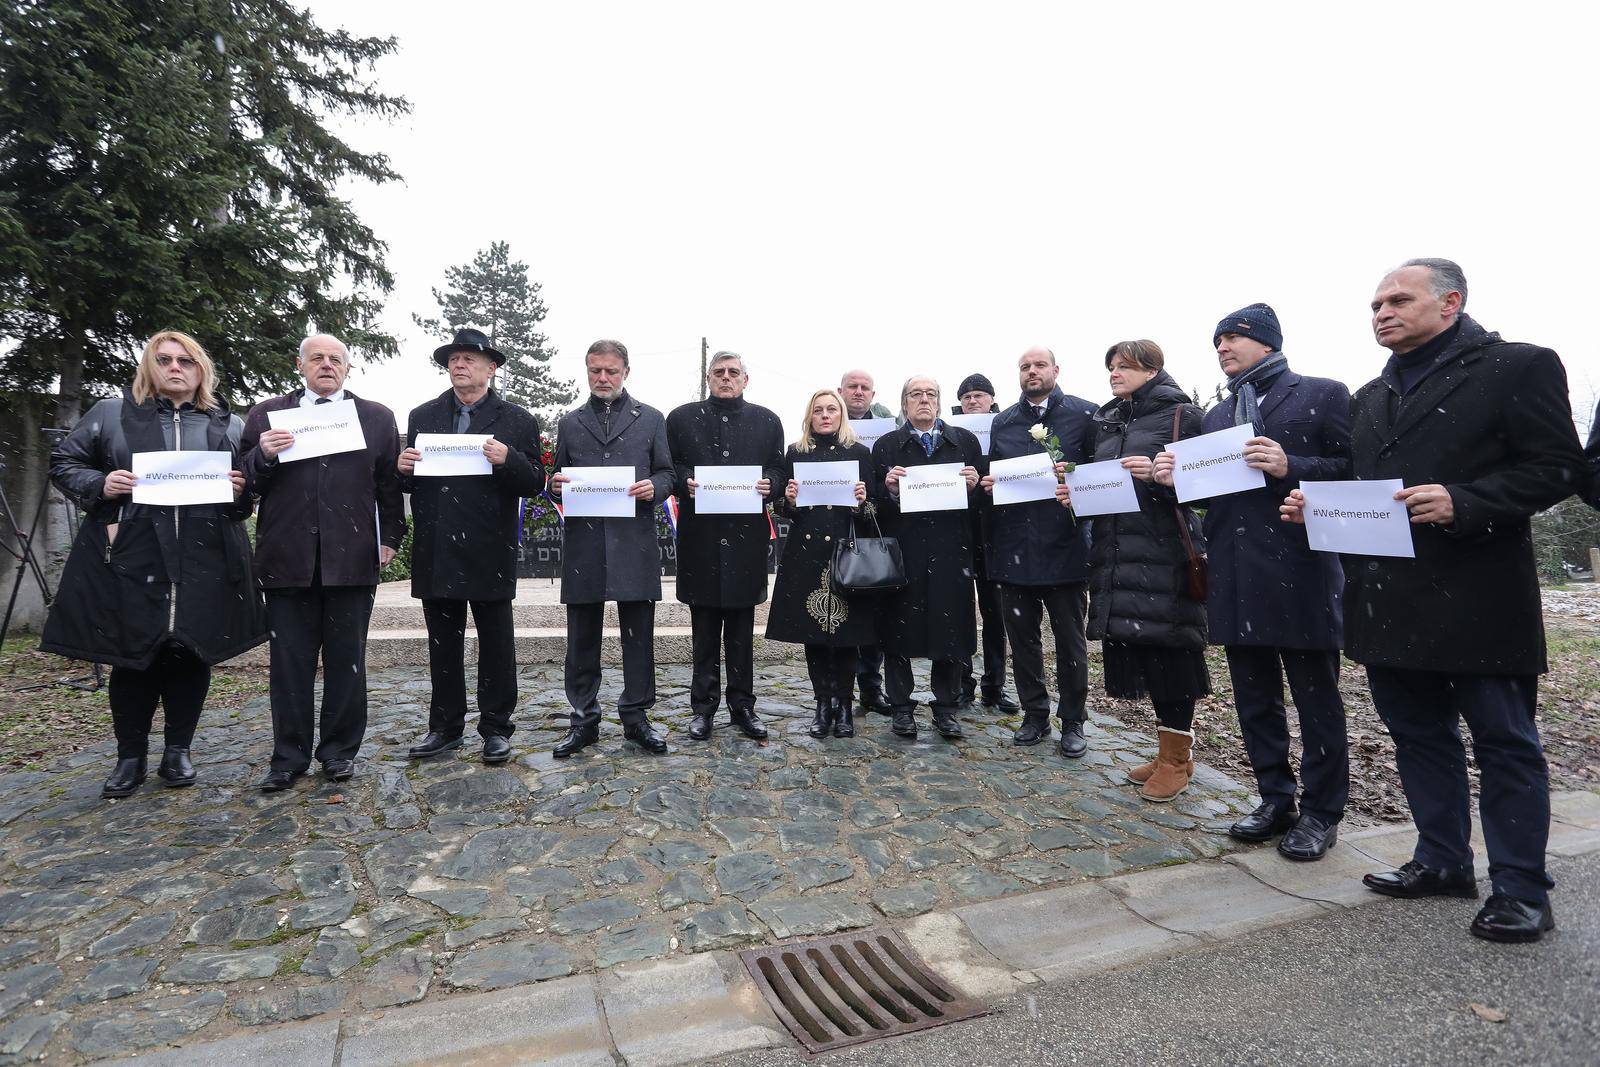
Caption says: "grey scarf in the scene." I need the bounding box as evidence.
[1226,353,1289,435]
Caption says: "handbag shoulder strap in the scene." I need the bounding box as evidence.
[1169,405,1201,563]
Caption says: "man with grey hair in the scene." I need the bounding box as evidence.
[839,369,894,714]
[1283,258,1585,942]
[667,351,785,741]
[241,334,406,791]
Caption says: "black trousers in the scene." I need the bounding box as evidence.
[856,642,884,696]
[961,578,1009,700]
[423,597,518,740]
[999,582,1089,723]
[1226,645,1348,822]
[690,604,756,716]
[108,642,210,759]
[886,654,964,712]
[806,644,858,706]
[1367,665,1552,904]
[266,582,376,772]
[566,600,655,728]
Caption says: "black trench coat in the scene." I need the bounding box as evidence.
[400,388,544,602]
[871,422,982,660]
[1343,315,1586,675]
[41,390,267,669]
[666,396,785,608]
[765,438,877,648]
[553,392,674,605]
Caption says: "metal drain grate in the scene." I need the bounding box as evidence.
[739,928,988,1053]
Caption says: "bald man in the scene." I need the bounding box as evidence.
[241,335,407,791]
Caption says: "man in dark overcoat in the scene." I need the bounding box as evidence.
[840,368,895,714]
[549,339,675,757]
[1284,259,1586,942]
[666,351,785,741]
[874,375,983,740]
[981,346,1098,756]
[241,334,407,791]
[397,327,545,764]
[952,373,1017,711]
[1155,304,1352,859]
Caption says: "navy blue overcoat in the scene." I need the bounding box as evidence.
[984,388,1097,586]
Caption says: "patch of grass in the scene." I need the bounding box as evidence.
[275,950,307,977]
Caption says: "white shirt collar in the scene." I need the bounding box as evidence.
[300,388,346,408]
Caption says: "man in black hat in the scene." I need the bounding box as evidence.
[952,373,1017,712]
[397,328,545,764]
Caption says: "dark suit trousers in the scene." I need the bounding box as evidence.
[108,642,210,759]
[999,582,1089,723]
[266,582,376,772]
[423,598,517,739]
[1225,646,1348,822]
[566,601,656,728]
[690,605,756,715]
[1367,666,1553,904]
[886,655,964,712]
[962,578,1009,698]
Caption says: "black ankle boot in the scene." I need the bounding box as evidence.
[156,746,196,787]
[808,702,831,739]
[831,699,855,738]
[102,757,147,799]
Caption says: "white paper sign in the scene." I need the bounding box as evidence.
[413,433,492,477]
[989,452,1059,506]
[848,418,898,452]
[694,465,763,515]
[1168,422,1266,504]
[899,463,969,513]
[562,465,636,518]
[1062,459,1140,517]
[945,413,995,455]
[794,460,860,508]
[1300,479,1416,559]
[131,450,233,506]
[267,399,366,463]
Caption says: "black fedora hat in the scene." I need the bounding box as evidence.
[433,327,505,368]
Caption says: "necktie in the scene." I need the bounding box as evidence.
[1034,405,1047,420]
[920,431,935,456]
[455,404,472,434]
[314,397,331,405]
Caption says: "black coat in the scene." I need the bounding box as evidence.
[984,387,1098,586]
[554,392,674,604]
[1199,371,1350,650]
[1343,316,1586,675]
[765,438,877,648]
[1085,373,1208,651]
[41,390,268,669]
[666,396,785,608]
[400,388,544,602]
[871,422,982,660]
[240,390,407,588]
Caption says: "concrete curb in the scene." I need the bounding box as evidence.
[107,789,1600,1066]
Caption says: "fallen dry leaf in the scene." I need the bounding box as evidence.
[1470,1003,1508,1023]
[328,793,344,805]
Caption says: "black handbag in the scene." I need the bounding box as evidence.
[829,511,906,595]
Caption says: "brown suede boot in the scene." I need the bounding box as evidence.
[1139,727,1194,802]
[1125,757,1157,785]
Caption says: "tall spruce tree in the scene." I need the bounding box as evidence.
[413,241,576,416]
[0,0,408,423]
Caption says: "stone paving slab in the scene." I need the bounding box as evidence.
[104,1019,339,1066]
[600,953,785,1067]
[1224,842,1394,907]
[954,881,1194,979]
[1102,859,1329,941]
[1551,789,1600,829]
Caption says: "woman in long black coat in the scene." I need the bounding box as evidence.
[42,331,267,798]
[1059,340,1207,802]
[765,389,873,738]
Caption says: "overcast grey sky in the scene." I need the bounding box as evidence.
[312,0,1598,440]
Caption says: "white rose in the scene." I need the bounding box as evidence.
[1028,423,1048,442]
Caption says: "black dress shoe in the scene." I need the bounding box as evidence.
[552,724,600,758]
[1013,712,1051,747]
[730,708,769,741]
[156,746,196,788]
[932,707,964,740]
[623,720,668,754]
[1470,893,1555,943]
[1228,801,1299,842]
[859,689,892,716]
[1363,860,1479,900]
[831,699,855,739]
[808,702,831,740]
[102,757,147,799]
[322,759,355,781]
[1278,813,1337,861]
[482,736,512,764]
[258,768,302,793]
[1057,720,1088,759]
[982,690,1021,712]
[687,711,715,742]
[891,708,918,738]
[407,731,464,759]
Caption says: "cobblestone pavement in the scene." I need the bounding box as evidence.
[0,659,1255,1063]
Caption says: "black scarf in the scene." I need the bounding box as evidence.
[1226,353,1290,434]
